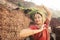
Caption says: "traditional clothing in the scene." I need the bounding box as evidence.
[29,18,50,40]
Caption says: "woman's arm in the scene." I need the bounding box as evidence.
[20,26,44,38]
[43,5,52,21]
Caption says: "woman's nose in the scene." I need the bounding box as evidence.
[36,18,39,21]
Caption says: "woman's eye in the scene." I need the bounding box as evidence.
[38,16,41,18]
[38,17,40,18]
[34,17,37,19]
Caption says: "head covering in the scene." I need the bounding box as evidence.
[28,7,47,23]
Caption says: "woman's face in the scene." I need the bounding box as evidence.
[34,13,43,25]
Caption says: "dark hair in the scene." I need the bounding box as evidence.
[30,12,42,21]
[24,9,42,21]
[24,9,32,14]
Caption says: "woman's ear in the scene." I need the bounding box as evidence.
[24,9,32,14]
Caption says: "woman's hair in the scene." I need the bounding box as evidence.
[30,12,42,21]
[24,8,46,24]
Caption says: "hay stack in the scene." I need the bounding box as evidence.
[0,5,30,40]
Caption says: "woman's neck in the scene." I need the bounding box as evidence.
[36,24,43,28]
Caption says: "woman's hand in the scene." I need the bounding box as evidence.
[38,25,45,32]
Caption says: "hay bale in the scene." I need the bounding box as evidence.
[0,5,30,40]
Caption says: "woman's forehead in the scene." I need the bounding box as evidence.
[34,13,42,16]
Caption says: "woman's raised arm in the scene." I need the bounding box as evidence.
[42,5,52,22]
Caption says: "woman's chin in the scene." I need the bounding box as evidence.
[36,23,41,25]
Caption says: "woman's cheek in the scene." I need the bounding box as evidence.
[34,19,38,23]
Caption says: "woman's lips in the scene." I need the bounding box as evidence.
[36,21,39,23]
[36,20,39,22]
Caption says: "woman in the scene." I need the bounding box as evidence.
[20,5,52,40]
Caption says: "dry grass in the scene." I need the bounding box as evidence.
[0,5,30,40]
